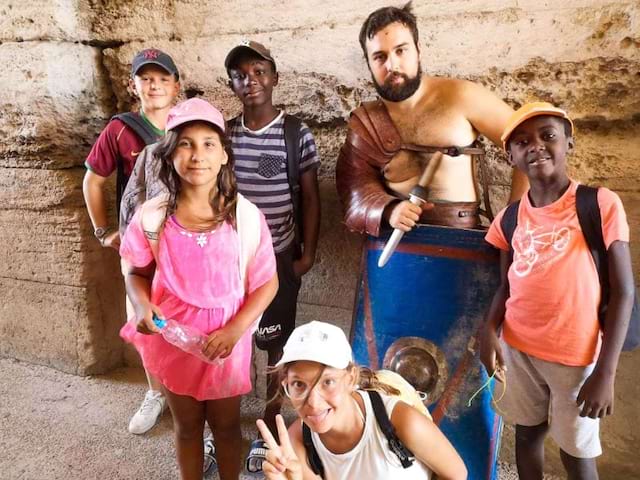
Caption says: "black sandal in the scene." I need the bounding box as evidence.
[203,435,217,476]
[244,439,268,477]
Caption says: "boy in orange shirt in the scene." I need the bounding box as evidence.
[480,102,634,480]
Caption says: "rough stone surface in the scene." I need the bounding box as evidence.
[1,0,638,476]
[0,276,123,375]
[0,1,93,42]
[87,1,640,81]
[0,42,115,169]
[0,206,86,286]
[297,181,363,309]
[0,40,123,375]
[486,57,640,121]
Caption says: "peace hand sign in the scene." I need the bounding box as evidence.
[256,415,303,480]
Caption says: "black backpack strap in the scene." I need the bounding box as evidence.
[577,185,640,351]
[302,422,325,478]
[575,184,606,266]
[112,112,159,146]
[115,151,128,219]
[575,185,610,328]
[367,390,414,469]
[284,115,304,250]
[111,112,160,215]
[500,200,521,263]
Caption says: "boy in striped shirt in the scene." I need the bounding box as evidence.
[225,41,321,475]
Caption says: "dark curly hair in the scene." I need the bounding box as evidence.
[156,121,238,228]
[359,2,419,63]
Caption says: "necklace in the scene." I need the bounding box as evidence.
[172,215,218,248]
[178,226,217,248]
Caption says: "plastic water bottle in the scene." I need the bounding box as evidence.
[153,314,224,365]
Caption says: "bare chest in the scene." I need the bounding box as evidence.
[383,106,480,201]
[389,104,476,147]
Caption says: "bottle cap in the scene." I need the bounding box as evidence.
[152,314,167,329]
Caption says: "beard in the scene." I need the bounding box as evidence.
[373,65,422,102]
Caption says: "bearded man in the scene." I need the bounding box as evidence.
[336,3,527,234]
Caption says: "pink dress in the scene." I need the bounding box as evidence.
[120,208,276,401]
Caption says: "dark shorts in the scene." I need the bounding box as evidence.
[255,248,301,351]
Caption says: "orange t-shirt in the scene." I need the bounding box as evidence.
[485,180,629,366]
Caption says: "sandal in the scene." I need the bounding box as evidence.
[244,438,268,477]
[203,435,217,476]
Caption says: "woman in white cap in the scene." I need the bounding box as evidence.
[256,321,467,480]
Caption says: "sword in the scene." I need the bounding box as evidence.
[378,152,442,268]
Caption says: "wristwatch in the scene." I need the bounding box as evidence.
[94,226,111,245]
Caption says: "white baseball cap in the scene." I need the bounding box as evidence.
[276,321,353,369]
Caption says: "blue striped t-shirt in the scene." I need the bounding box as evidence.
[229,111,320,253]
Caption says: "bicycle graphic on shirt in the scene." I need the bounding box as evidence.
[512,222,571,277]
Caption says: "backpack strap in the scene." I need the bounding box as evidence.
[301,422,325,478]
[284,115,304,249]
[575,185,611,330]
[574,185,640,350]
[112,112,160,218]
[236,193,263,334]
[237,193,261,285]
[367,390,415,469]
[140,193,170,261]
[113,112,160,146]
[500,200,521,264]
[300,391,415,476]
[119,143,161,236]
[575,184,607,282]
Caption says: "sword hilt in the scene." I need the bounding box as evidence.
[377,153,442,268]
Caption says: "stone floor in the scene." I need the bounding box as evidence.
[0,357,565,480]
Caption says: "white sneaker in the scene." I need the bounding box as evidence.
[128,390,166,435]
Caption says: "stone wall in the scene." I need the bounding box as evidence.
[1,0,638,476]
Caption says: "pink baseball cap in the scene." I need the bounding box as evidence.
[166,98,226,133]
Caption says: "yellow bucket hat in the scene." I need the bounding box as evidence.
[501,102,574,151]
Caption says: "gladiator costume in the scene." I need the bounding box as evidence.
[336,100,494,235]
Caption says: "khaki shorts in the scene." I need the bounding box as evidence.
[497,339,602,458]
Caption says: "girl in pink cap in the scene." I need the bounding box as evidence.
[120,97,278,480]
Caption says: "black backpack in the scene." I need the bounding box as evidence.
[111,112,161,216]
[500,184,639,351]
[301,390,415,478]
